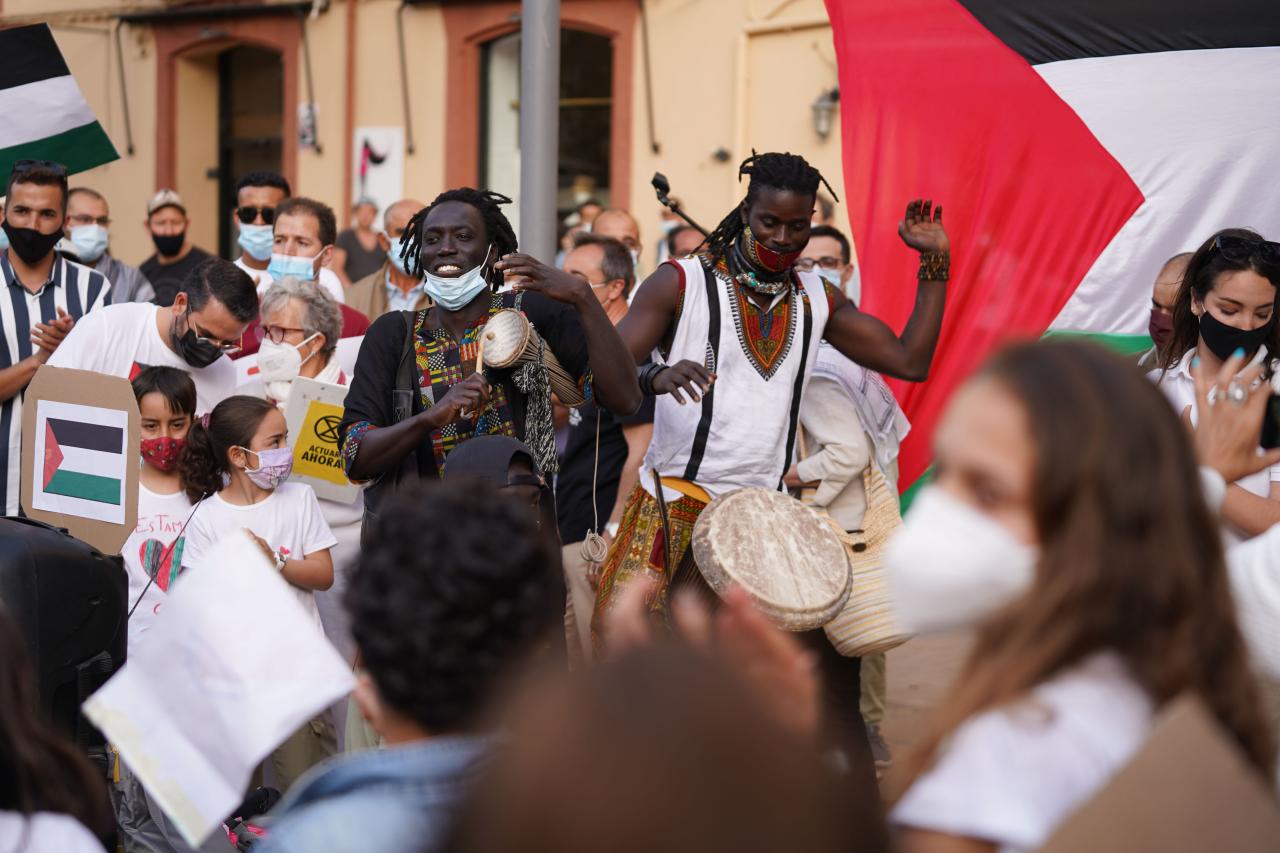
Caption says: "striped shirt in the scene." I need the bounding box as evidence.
[0,252,111,514]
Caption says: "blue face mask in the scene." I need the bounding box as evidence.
[267,252,320,282]
[237,224,274,262]
[387,235,417,278]
[816,267,844,290]
[0,227,9,252]
[68,224,110,263]
[422,245,493,312]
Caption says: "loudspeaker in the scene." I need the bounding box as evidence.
[0,517,127,776]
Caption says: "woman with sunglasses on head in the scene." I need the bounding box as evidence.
[1152,229,1280,541]
[889,339,1273,853]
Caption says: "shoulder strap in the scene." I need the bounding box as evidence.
[682,261,721,481]
[392,310,427,423]
[778,287,815,490]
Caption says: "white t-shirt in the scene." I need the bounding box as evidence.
[180,481,337,624]
[1149,350,1280,542]
[892,652,1153,853]
[47,301,238,414]
[237,257,345,305]
[0,811,104,851]
[120,483,193,657]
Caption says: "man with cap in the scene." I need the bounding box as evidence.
[139,189,213,307]
[333,197,386,287]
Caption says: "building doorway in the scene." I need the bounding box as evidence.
[217,46,284,258]
[479,28,613,236]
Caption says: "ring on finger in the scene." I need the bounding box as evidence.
[1227,381,1249,406]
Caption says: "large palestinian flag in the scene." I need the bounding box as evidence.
[827,0,1280,497]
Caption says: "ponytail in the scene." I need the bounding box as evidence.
[177,396,276,503]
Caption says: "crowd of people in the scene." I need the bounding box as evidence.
[0,146,1279,853]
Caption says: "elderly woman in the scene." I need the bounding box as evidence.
[256,276,347,406]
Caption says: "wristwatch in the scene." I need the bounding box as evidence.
[274,550,288,573]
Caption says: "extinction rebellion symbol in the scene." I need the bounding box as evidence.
[313,415,343,444]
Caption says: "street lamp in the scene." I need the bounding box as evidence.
[812,87,839,139]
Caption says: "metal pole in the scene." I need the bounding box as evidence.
[519,0,560,262]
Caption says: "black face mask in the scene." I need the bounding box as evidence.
[152,231,186,258]
[2,219,63,265]
[1198,308,1275,361]
[171,310,223,368]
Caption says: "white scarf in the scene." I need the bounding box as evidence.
[267,355,344,409]
[810,343,911,476]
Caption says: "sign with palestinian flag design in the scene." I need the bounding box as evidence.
[22,367,139,555]
[0,24,119,181]
[826,0,1280,497]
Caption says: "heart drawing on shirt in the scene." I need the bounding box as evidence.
[139,537,187,592]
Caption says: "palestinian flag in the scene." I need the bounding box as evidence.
[0,24,119,182]
[32,400,129,525]
[827,0,1280,500]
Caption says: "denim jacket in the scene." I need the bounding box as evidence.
[252,735,494,853]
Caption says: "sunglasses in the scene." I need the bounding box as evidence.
[1213,234,1280,276]
[13,159,68,176]
[235,205,276,225]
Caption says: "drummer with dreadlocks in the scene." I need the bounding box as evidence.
[592,151,949,643]
[338,188,641,540]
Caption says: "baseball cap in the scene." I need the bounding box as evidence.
[147,189,186,217]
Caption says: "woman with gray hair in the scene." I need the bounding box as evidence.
[256,275,346,407]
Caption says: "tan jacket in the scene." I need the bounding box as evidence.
[346,261,432,321]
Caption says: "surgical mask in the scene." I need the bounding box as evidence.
[237,224,274,262]
[0,227,8,252]
[422,245,493,311]
[387,235,416,277]
[171,311,224,369]
[629,248,641,270]
[151,231,185,257]
[1148,309,1173,350]
[267,252,321,282]
[815,267,843,290]
[257,333,319,383]
[140,436,185,472]
[237,446,293,490]
[2,220,64,265]
[885,486,1038,634]
[68,224,110,263]
[1197,309,1273,361]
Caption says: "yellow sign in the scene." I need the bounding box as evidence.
[283,378,359,504]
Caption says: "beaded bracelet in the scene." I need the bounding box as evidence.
[918,251,951,282]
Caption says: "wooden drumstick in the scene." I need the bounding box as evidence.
[477,329,494,375]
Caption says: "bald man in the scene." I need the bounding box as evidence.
[592,208,643,277]
[346,198,429,320]
[1138,251,1192,370]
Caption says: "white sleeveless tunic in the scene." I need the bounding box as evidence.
[642,257,830,500]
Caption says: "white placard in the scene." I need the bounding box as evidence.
[83,533,354,847]
[31,399,129,524]
[283,377,360,504]
[351,126,405,230]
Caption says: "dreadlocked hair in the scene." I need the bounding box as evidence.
[704,151,839,264]
[399,188,518,288]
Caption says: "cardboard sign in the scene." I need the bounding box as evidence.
[1038,694,1280,852]
[21,366,139,554]
[283,377,359,504]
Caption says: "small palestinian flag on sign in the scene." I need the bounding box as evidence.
[0,24,119,182]
[32,401,129,525]
[827,0,1280,500]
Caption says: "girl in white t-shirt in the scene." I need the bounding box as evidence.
[178,394,337,791]
[886,339,1274,853]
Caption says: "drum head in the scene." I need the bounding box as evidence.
[480,309,531,369]
[691,488,852,631]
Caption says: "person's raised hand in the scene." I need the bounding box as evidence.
[652,360,715,404]
[31,307,74,355]
[897,198,949,254]
[1188,351,1280,482]
[494,252,590,306]
[428,373,491,425]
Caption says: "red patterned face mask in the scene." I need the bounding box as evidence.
[742,226,803,273]
[141,437,185,472]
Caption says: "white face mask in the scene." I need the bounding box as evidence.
[258,333,319,383]
[885,486,1038,634]
[422,245,493,311]
[816,267,843,289]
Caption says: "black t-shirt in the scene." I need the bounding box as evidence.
[555,388,655,545]
[140,246,214,307]
[336,228,386,282]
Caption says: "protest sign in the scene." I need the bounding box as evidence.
[284,377,359,504]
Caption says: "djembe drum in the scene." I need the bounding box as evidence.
[690,487,852,631]
[478,309,586,406]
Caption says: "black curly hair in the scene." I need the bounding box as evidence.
[399,188,518,288]
[704,151,839,264]
[345,481,561,733]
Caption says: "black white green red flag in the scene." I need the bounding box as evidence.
[0,24,119,182]
[827,0,1280,498]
